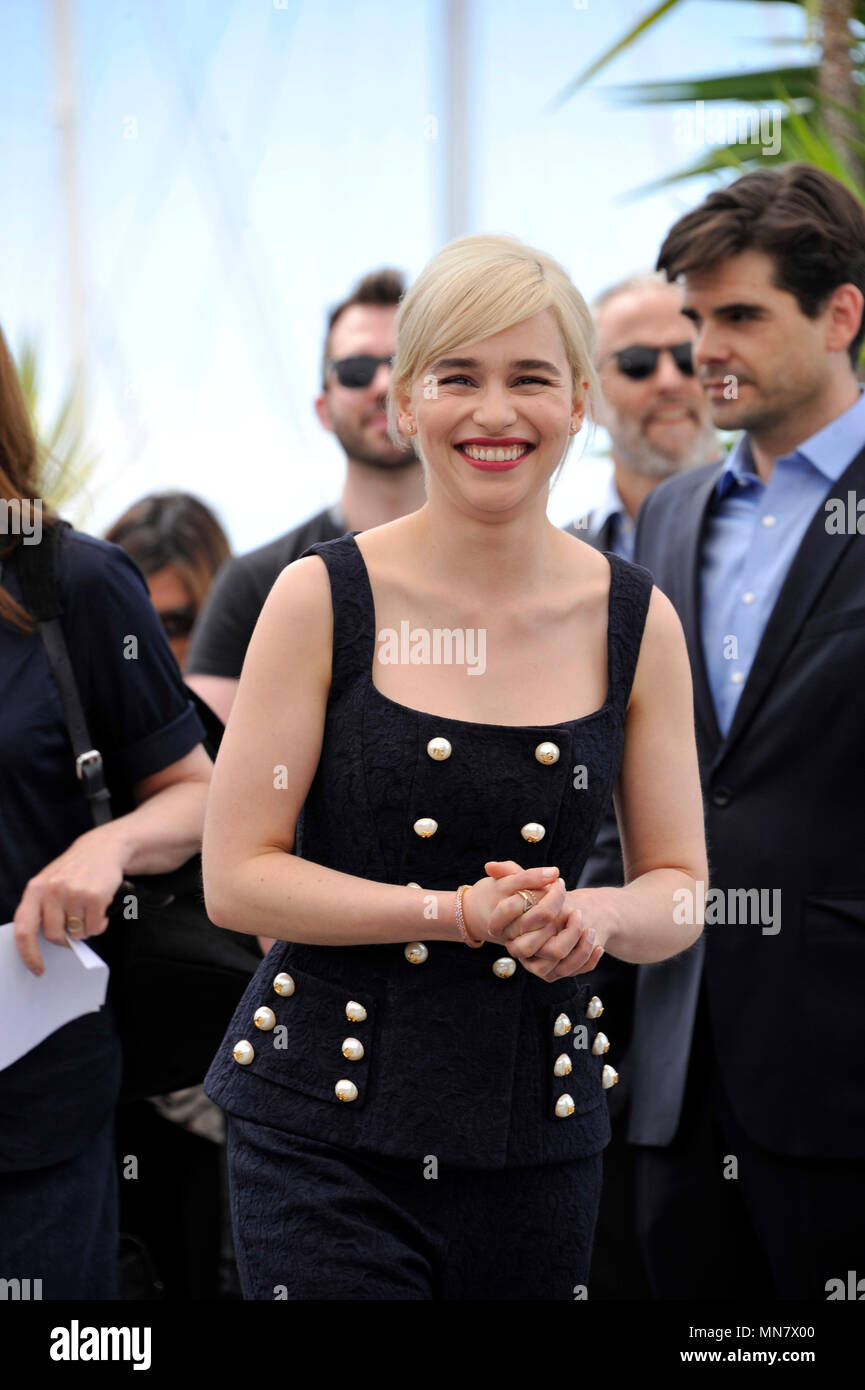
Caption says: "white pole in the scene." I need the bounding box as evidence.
[443,0,471,244]
[49,0,87,408]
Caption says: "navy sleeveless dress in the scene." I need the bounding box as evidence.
[205,532,653,1299]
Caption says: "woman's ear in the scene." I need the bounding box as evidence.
[394,388,414,438]
[572,380,590,432]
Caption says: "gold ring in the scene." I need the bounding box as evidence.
[517,890,536,914]
[66,916,85,935]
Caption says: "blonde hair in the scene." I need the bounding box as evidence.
[386,235,598,459]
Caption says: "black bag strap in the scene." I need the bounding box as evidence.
[15,524,114,827]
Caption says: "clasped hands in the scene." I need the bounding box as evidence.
[461,860,606,981]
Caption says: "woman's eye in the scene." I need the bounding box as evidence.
[439,375,550,387]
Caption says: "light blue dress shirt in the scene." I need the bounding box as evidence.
[590,472,635,561]
[701,389,865,736]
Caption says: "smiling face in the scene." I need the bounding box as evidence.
[595,282,716,478]
[316,304,417,470]
[397,309,585,518]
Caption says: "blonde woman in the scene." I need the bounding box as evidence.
[203,235,707,1301]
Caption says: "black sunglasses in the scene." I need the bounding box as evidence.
[610,343,694,380]
[158,605,197,640]
[326,353,393,388]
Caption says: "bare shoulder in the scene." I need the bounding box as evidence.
[554,526,618,605]
[351,516,419,571]
[242,553,334,686]
[630,584,692,708]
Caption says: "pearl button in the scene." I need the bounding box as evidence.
[731,670,744,685]
[586,996,604,1019]
[273,972,295,997]
[492,957,516,979]
[254,1007,276,1031]
[554,1053,572,1077]
[591,1031,610,1056]
[345,1000,368,1023]
[404,941,429,964]
[407,881,422,889]
[341,1037,364,1061]
[742,591,755,604]
[554,1012,572,1037]
[602,1064,619,1089]
[555,1093,575,1117]
[521,822,546,844]
[232,1040,254,1066]
[761,514,776,527]
[413,817,438,838]
[335,1079,358,1102]
[534,741,560,765]
[426,736,452,761]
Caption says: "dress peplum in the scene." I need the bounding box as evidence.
[204,532,653,1170]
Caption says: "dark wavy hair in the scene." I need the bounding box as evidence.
[656,163,865,366]
[104,492,231,612]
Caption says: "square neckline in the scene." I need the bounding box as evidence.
[347,531,619,732]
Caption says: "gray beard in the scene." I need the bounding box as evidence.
[612,418,718,479]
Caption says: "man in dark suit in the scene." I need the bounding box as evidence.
[628,163,865,1299]
[566,273,718,1300]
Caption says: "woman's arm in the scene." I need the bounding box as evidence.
[202,556,560,947]
[502,586,708,979]
[15,746,212,974]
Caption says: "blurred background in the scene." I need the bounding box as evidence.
[0,0,834,546]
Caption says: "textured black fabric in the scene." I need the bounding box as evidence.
[226,1116,602,1301]
[205,533,654,1169]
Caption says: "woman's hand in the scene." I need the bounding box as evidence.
[461,862,564,947]
[13,828,127,976]
[484,860,607,980]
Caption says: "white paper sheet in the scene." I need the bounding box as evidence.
[0,922,110,1071]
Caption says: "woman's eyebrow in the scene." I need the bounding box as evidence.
[429,356,562,374]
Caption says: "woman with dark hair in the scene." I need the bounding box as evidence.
[0,325,212,1299]
[105,492,231,671]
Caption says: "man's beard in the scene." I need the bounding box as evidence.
[333,419,418,471]
[608,409,718,479]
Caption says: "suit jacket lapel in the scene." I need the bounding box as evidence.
[678,466,725,759]
[714,441,865,769]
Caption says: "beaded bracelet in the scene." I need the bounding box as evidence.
[456,884,484,948]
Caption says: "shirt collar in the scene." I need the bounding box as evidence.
[715,387,865,500]
[592,470,629,534]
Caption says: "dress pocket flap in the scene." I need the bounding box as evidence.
[227,964,377,1109]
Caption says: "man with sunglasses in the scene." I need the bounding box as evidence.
[186,269,425,723]
[567,271,717,557]
[567,272,718,1302]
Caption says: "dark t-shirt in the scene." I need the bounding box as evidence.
[0,529,206,1170]
[186,505,346,680]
